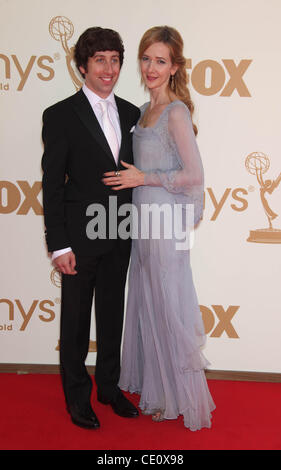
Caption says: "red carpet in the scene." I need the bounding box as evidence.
[0,374,280,450]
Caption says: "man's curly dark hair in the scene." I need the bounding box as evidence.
[74,27,124,77]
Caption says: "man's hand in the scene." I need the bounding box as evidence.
[102,160,145,190]
[54,251,77,275]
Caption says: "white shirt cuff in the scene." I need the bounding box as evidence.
[52,247,72,261]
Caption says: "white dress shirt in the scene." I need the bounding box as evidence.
[52,84,121,261]
[82,84,121,147]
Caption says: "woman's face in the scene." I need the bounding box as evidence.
[140,41,178,92]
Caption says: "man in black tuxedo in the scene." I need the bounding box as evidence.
[42,27,140,429]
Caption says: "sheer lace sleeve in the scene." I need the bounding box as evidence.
[144,102,204,223]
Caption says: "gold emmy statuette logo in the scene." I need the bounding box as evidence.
[245,152,281,243]
[49,16,82,91]
[50,267,62,288]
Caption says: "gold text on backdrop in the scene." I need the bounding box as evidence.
[0,293,239,339]
[186,58,252,97]
[0,17,252,96]
[0,53,54,91]
[0,181,42,215]
[200,305,239,338]
[0,299,55,331]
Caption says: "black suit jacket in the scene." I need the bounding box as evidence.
[42,89,140,256]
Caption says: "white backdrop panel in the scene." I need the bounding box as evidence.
[1,0,280,372]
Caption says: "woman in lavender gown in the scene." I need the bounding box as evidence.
[103,26,215,430]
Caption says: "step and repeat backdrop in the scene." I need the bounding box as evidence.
[1,0,280,373]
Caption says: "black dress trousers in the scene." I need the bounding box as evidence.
[60,239,130,409]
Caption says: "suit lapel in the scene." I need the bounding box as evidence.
[115,95,130,169]
[71,89,117,167]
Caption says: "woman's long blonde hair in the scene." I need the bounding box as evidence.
[138,26,197,135]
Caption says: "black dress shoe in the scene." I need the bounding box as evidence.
[98,390,139,418]
[67,403,100,429]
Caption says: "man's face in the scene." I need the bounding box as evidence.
[79,50,121,98]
